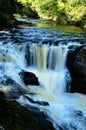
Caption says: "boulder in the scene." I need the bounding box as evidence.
[0,96,55,130]
[67,45,86,94]
[24,95,49,106]
[0,76,26,99]
[19,71,39,86]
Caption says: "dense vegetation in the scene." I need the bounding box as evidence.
[0,0,86,28]
[27,0,86,27]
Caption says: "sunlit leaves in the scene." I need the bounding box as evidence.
[16,0,86,27]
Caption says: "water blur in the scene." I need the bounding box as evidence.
[0,18,86,130]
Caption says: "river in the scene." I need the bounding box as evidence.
[0,18,86,130]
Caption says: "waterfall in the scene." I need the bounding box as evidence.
[26,43,68,71]
[26,43,70,94]
[0,27,86,130]
[18,42,86,130]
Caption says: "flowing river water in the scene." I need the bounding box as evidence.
[0,18,86,130]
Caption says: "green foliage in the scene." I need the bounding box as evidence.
[23,2,39,18]
[81,15,86,27]
[0,0,86,27]
[17,0,39,18]
[28,0,86,27]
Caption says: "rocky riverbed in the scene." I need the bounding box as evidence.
[0,92,54,130]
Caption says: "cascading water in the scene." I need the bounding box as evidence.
[25,43,70,94]
[0,26,86,130]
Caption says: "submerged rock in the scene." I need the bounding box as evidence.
[67,45,86,94]
[0,76,26,99]
[19,71,39,86]
[24,95,49,106]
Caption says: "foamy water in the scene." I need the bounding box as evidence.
[0,27,86,130]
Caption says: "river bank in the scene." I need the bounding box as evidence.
[0,15,86,32]
[0,92,54,130]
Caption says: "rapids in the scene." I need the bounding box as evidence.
[0,19,86,130]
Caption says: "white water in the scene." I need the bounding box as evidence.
[0,31,86,130]
[25,43,70,94]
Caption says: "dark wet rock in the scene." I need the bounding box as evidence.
[19,71,39,86]
[0,88,25,100]
[30,110,55,130]
[0,91,4,98]
[24,95,49,106]
[76,110,83,117]
[0,76,26,99]
[0,95,54,130]
[4,87,25,100]
[42,39,53,45]
[67,45,86,94]
[0,76,19,86]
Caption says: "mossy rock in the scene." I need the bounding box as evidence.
[0,92,54,130]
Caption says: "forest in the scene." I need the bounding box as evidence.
[0,0,86,28]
